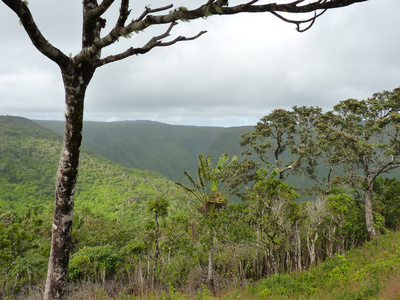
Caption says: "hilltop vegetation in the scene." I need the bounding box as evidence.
[0,116,60,212]
[0,116,185,220]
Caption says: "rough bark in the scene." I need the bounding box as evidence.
[43,67,95,300]
[364,178,376,240]
[307,231,318,267]
[326,225,336,258]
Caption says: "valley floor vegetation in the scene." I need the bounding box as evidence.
[1,86,400,299]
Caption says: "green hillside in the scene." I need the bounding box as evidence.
[35,120,253,181]
[0,116,186,220]
[18,118,400,200]
[2,115,400,300]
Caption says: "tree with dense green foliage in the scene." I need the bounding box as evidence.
[324,187,366,254]
[322,87,400,240]
[241,108,298,181]
[0,207,50,297]
[373,177,400,231]
[244,172,301,274]
[147,196,170,290]
[240,106,323,184]
[1,0,368,296]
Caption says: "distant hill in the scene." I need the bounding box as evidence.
[34,120,254,181]
[0,116,186,220]
[32,119,317,197]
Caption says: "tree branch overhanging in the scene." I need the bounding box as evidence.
[96,22,207,66]
[3,0,368,68]
[73,0,367,66]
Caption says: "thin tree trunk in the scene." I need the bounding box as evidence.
[327,225,336,258]
[254,229,260,280]
[152,212,160,291]
[43,67,94,300]
[138,256,144,295]
[296,223,302,272]
[208,236,215,295]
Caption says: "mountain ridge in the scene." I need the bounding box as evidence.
[33,119,254,181]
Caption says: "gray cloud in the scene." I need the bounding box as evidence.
[1,0,399,126]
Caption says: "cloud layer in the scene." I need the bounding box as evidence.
[1,0,399,127]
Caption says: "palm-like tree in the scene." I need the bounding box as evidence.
[176,153,237,216]
[176,153,236,293]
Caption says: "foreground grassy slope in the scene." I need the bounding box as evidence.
[0,116,186,220]
[144,231,400,300]
[235,230,400,300]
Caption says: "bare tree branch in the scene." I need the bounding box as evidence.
[96,22,207,66]
[270,9,328,32]
[95,0,116,17]
[116,0,131,27]
[74,0,367,66]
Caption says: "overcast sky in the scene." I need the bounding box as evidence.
[1,0,399,127]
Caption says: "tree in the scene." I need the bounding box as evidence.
[147,196,169,291]
[240,106,322,182]
[176,153,236,292]
[303,197,327,266]
[325,87,400,240]
[373,177,400,230]
[241,109,297,180]
[324,187,365,255]
[243,172,300,275]
[176,153,237,215]
[2,0,367,298]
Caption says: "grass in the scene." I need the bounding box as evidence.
[238,230,400,300]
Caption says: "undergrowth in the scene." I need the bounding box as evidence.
[242,230,400,300]
[13,231,400,299]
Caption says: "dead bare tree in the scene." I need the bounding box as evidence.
[2,0,367,298]
[304,197,328,267]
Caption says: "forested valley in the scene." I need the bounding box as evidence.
[1,87,400,299]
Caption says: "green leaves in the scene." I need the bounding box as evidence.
[69,245,123,281]
[241,106,324,182]
[148,196,170,219]
[176,153,237,216]
[0,207,49,296]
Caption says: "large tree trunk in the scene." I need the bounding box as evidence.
[43,67,94,300]
[364,179,376,240]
